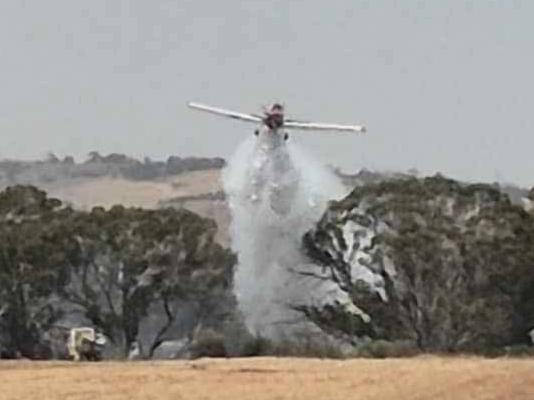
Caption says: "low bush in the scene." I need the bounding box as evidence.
[354,340,420,358]
[189,329,228,359]
[239,333,346,359]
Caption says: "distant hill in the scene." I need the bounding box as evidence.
[0,152,225,184]
[0,153,230,244]
[0,153,530,248]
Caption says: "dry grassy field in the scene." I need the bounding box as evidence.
[42,170,232,244]
[1,356,533,400]
[46,170,223,209]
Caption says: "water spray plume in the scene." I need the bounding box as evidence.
[188,100,365,340]
[222,135,349,339]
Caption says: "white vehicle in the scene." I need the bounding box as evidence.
[67,327,106,361]
[188,102,366,214]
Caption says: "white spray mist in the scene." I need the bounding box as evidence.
[222,130,349,339]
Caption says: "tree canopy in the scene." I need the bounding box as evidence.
[303,176,534,352]
[0,186,236,359]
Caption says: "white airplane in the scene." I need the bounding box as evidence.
[187,102,366,138]
[188,101,366,214]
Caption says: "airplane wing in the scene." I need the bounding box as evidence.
[188,102,262,124]
[284,120,366,133]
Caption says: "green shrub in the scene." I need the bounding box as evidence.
[239,333,346,359]
[502,345,534,357]
[354,340,419,358]
[190,329,227,359]
[240,335,274,357]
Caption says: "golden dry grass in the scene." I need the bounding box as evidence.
[1,356,533,400]
[43,170,232,244]
[47,170,223,210]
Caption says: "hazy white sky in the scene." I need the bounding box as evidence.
[1,1,533,186]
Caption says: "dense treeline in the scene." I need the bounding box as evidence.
[0,186,236,359]
[303,175,534,354]
[2,174,534,359]
[0,152,225,185]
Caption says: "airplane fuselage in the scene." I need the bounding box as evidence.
[255,125,289,148]
[248,125,297,215]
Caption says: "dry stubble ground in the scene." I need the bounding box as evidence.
[1,356,534,400]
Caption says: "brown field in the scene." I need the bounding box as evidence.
[46,170,223,209]
[1,356,533,400]
[42,170,232,245]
